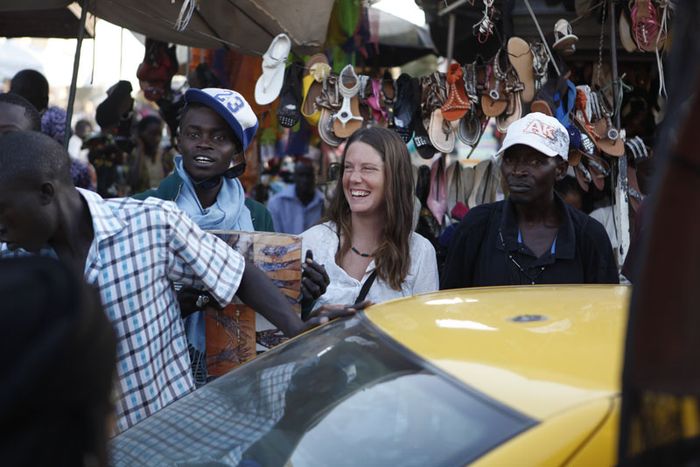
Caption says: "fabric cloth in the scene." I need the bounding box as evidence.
[174,155,254,232]
[441,195,619,288]
[589,205,620,252]
[133,172,274,233]
[267,184,324,235]
[301,222,439,310]
[0,189,246,434]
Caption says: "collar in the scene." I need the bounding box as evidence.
[77,188,127,243]
[497,194,576,260]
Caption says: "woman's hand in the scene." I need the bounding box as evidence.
[298,300,372,334]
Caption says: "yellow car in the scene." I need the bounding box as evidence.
[111,285,629,466]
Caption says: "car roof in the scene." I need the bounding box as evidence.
[365,285,630,421]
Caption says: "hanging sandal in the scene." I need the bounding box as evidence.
[381,70,396,128]
[301,53,330,126]
[441,63,470,121]
[630,0,666,53]
[367,79,387,125]
[333,64,364,139]
[507,36,536,104]
[277,61,304,128]
[552,19,578,56]
[481,53,509,117]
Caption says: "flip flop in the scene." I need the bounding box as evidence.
[445,160,465,214]
[428,108,456,154]
[301,53,329,126]
[427,155,448,226]
[574,163,591,192]
[394,74,419,143]
[496,91,523,133]
[441,63,470,121]
[413,108,437,160]
[318,108,343,147]
[507,37,536,103]
[367,79,387,124]
[277,61,304,128]
[619,9,638,53]
[381,70,396,128]
[583,152,609,191]
[254,33,291,105]
[457,108,483,146]
[333,65,364,139]
[552,19,578,56]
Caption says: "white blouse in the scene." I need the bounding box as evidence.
[301,221,439,310]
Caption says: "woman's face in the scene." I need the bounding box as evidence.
[342,141,386,216]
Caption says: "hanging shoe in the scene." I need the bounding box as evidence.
[333,65,364,138]
[277,62,304,128]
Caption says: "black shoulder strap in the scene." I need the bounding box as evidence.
[355,270,378,305]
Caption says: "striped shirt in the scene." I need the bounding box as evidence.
[0,189,245,433]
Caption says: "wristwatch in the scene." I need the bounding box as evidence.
[195,293,210,308]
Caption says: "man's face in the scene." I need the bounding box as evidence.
[178,106,240,182]
[0,181,55,252]
[501,145,567,204]
[294,163,315,200]
[0,103,32,135]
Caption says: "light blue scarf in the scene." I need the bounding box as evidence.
[174,155,254,231]
[174,155,253,363]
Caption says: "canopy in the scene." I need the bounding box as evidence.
[1,0,333,55]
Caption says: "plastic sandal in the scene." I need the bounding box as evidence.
[318,108,343,147]
[381,70,396,128]
[333,64,364,138]
[630,0,666,53]
[277,62,304,128]
[301,53,329,126]
[367,79,387,124]
[413,106,438,160]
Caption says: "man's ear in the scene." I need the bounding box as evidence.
[554,157,569,181]
[39,182,55,205]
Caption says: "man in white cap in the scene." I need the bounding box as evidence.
[442,112,618,288]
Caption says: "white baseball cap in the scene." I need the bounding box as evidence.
[185,88,259,152]
[496,112,570,161]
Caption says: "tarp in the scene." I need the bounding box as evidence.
[1,0,333,55]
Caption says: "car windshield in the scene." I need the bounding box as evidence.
[111,315,533,466]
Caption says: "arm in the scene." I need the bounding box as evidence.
[236,259,304,336]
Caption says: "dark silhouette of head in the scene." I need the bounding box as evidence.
[0,93,41,133]
[0,256,116,467]
[10,69,49,113]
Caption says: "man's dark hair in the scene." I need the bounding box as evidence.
[74,119,92,137]
[0,131,73,186]
[0,93,41,131]
[137,115,163,135]
[9,69,49,112]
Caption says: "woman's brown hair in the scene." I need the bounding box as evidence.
[326,127,414,290]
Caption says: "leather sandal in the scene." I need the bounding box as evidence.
[301,53,329,126]
[318,108,343,147]
[507,37,536,103]
[333,65,364,138]
[441,63,470,121]
[481,54,509,117]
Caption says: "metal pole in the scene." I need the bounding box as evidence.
[64,0,89,148]
[609,0,631,266]
[446,13,456,65]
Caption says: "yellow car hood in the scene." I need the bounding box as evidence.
[365,285,630,420]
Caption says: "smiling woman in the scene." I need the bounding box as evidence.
[300,127,438,313]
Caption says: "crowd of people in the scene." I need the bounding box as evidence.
[0,68,625,463]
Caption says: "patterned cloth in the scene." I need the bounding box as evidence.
[0,188,245,434]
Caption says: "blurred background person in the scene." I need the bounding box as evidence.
[267,158,324,235]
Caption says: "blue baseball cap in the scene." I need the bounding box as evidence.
[184,88,259,152]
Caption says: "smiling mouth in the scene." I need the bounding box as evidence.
[193,155,216,166]
[350,190,370,198]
